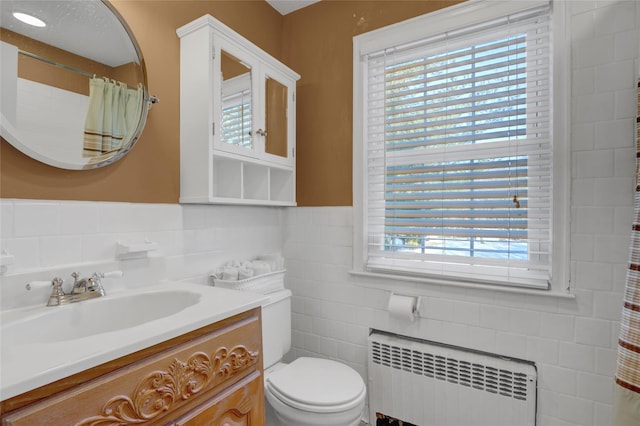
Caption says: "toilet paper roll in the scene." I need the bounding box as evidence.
[387,293,419,322]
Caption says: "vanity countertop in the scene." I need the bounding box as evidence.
[0,282,267,401]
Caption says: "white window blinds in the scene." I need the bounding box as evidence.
[221,90,252,148]
[364,3,553,289]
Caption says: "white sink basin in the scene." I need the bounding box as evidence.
[0,282,268,401]
[2,290,201,344]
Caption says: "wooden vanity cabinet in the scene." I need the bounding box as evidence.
[170,371,263,426]
[0,308,265,426]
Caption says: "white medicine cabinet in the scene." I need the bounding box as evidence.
[177,15,300,205]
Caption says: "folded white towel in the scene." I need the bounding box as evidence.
[238,268,254,280]
[257,253,284,270]
[210,267,224,280]
[250,261,271,276]
[222,267,239,280]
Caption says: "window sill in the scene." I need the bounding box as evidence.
[349,270,575,300]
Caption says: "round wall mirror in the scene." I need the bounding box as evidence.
[0,0,155,170]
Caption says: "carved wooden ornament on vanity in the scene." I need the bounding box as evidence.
[77,345,258,425]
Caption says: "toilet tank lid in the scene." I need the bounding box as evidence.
[266,357,365,411]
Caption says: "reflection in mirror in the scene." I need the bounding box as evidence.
[0,0,152,170]
[265,76,287,158]
[221,50,252,150]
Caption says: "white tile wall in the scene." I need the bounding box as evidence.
[282,2,640,425]
[0,200,285,284]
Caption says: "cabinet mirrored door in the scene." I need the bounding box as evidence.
[220,49,253,151]
[260,65,295,167]
[265,76,288,158]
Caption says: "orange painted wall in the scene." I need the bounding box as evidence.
[1,0,460,205]
[282,0,461,206]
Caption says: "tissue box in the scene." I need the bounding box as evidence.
[212,270,285,294]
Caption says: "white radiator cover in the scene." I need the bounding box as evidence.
[368,331,537,426]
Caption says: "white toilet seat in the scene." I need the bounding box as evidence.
[266,357,366,413]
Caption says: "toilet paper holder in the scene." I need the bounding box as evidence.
[388,292,421,321]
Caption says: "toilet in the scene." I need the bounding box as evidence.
[261,289,366,426]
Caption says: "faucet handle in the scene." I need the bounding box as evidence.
[91,270,123,282]
[47,277,66,306]
[87,270,122,296]
[26,280,53,291]
[101,270,123,279]
[26,277,65,292]
[25,278,66,306]
[50,277,65,295]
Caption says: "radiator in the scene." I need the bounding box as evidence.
[368,331,537,426]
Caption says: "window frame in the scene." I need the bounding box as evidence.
[352,0,570,292]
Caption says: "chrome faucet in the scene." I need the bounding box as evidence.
[27,270,123,306]
[70,271,106,296]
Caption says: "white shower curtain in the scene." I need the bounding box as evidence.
[83,77,142,157]
[613,76,640,425]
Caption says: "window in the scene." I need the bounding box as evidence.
[353,0,568,290]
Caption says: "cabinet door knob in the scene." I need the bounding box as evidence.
[256,129,267,137]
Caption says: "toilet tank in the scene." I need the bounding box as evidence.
[261,289,292,369]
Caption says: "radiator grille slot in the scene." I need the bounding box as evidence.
[371,339,531,401]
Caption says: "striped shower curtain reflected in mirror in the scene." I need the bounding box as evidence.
[613,76,640,425]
